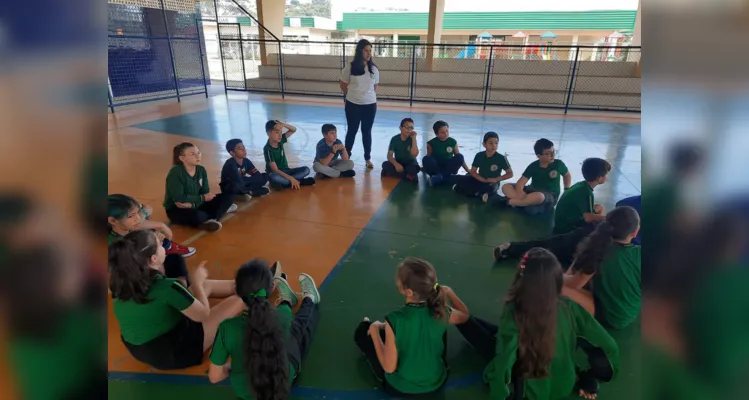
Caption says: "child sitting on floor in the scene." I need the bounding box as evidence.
[208,259,321,400]
[353,258,469,397]
[562,206,641,330]
[421,120,470,186]
[263,120,316,190]
[493,138,571,215]
[382,118,420,181]
[220,139,270,201]
[452,131,513,200]
[165,142,237,232]
[313,124,356,179]
[108,194,195,257]
[552,157,610,235]
[482,248,619,400]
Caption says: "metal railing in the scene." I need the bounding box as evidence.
[215,36,641,112]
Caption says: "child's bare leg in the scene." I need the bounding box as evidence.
[562,286,595,315]
[508,192,545,207]
[501,183,522,199]
[201,295,246,352]
[203,280,236,298]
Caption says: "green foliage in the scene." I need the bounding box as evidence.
[286,0,331,18]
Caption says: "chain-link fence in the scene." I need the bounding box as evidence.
[107,1,208,111]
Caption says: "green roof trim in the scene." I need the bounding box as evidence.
[336,20,343,30]
[284,17,315,28]
[340,10,636,31]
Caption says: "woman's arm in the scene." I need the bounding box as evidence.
[339,80,348,94]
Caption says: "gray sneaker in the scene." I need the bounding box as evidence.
[270,261,284,280]
[298,273,320,304]
[274,277,298,308]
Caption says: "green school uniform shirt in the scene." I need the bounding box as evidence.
[263,133,289,172]
[108,231,121,245]
[593,244,641,329]
[388,134,416,163]
[553,181,594,234]
[209,304,296,400]
[522,159,569,196]
[384,303,450,394]
[163,164,210,210]
[427,137,458,164]
[113,276,196,345]
[472,151,511,179]
[483,297,619,400]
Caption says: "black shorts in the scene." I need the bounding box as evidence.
[522,186,558,214]
[123,316,204,370]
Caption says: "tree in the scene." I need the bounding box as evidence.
[286,0,331,18]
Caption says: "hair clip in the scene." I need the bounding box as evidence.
[520,254,529,269]
[433,282,439,291]
[247,288,267,298]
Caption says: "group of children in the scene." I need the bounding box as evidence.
[107,117,642,400]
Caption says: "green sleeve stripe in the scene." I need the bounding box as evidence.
[171,282,196,303]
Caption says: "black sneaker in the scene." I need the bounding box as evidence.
[301,177,316,186]
[490,195,509,207]
[251,187,270,196]
[493,243,511,261]
[340,170,356,178]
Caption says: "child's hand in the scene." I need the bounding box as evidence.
[160,224,173,240]
[193,262,209,285]
[290,177,301,190]
[175,202,192,209]
[155,231,165,244]
[410,131,417,137]
[204,193,216,201]
[594,204,605,214]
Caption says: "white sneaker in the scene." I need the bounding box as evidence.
[227,203,238,213]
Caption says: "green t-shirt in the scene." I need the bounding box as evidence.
[388,134,416,163]
[383,303,449,394]
[484,298,619,400]
[113,276,196,345]
[472,151,511,179]
[521,159,569,196]
[163,164,210,210]
[427,137,458,164]
[209,305,296,400]
[593,244,641,329]
[108,231,121,245]
[553,181,594,234]
[263,134,289,172]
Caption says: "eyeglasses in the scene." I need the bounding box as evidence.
[542,150,557,156]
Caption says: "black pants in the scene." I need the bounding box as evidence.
[165,193,234,227]
[382,159,421,178]
[286,298,319,380]
[353,321,446,398]
[220,173,269,195]
[422,154,465,177]
[163,254,190,286]
[454,175,498,197]
[344,100,377,161]
[506,223,597,265]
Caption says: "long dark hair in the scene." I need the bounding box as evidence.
[236,259,289,400]
[505,247,563,379]
[397,258,446,319]
[572,206,640,275]
[108,230,161,303]
[173,142,195,166]
[350,39,376,76]
[108,194,139,233]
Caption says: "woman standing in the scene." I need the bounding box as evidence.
[339,39,379,170]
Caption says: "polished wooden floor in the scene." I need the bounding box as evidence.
[108,93,641,399]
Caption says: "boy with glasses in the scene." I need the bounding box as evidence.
[382,118,420,181]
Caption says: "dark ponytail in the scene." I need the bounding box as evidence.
[172,142,195,166]
[572,206,641,275]
[108,230,161,303]
[397,257,446,320]
[236,260,289,400]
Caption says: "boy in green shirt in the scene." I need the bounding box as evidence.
[381,118,421,181]
[263,120,316,190]
[553,157,610,235]
[421,120,470,186]
[493,138,571,215]
[452,131,513,200]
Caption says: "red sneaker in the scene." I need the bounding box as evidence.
[166,242,196,258]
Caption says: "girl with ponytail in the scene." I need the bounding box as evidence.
[484,248,620,400]
[109,230,244,370]
[208,259,321,400]
[164,142,237,232]
[563,206,641,329]
[353,257,469,397]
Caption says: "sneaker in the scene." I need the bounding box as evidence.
[274,277,298,308]
[452,183,459,192]
[340,170,356,178]
[199,219,222,232]
[493,243,511,261]
[301,177,316,186]
[235,194,252,202]
[481,193,489,203]
[490,195,510,207]
[227,203,238,213]
[165,242,196,258]
[270,260,284,280]
[366,160,374,170]
[250,187,270,197]
[428,173,443,187]
[315,172,329,180]
[299,273,320,304]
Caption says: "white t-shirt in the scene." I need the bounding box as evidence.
[339,64,379,105]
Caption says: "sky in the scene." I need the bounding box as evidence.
[332,0,640,13]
